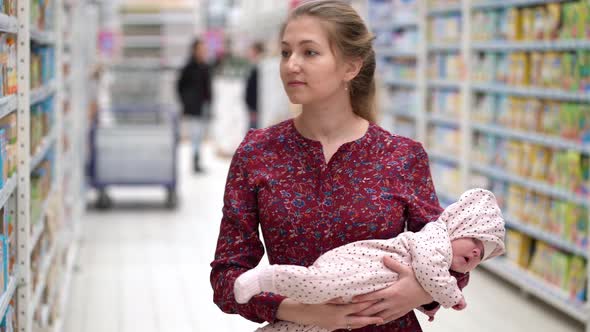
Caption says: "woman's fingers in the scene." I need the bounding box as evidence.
[355,300,389,316]
[347,315,384,329]
[351,287,389,303]
[325,297,346,304]
[382,256,411,275]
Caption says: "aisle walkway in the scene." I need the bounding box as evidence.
[64,142,583,332]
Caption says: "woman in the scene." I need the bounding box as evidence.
[177,38,212,172]
[210,1,462,331]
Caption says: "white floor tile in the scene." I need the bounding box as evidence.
[63,142,584,332]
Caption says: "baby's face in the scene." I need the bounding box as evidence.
[450,238,484,273]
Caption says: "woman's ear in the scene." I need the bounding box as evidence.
[343,57,363,82]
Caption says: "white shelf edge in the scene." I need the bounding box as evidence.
[30,127,58,171]
[428,149,460,165]
[471,122,590,154]
[471,162,589,207]
[376,48,418,58]
[0,175,17,211]
[504,214,588,258]
[482,258,587,322]
[31,80,57,105]
[29,241,59,318]
[472,0,567,10]
[0,13,18,34]
[428,113,461,127]
[427,5,461,16]
[472,82,590,103]
[30,28,56,45]
[383,77,417,88]
[0,95,17,120]
[0,274,19,321]
[428,79,461,89]
[472,40,590,52]
[427,44,461,52]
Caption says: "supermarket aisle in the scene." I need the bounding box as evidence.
[63,142,583,332]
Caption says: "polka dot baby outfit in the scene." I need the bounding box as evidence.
[235,189,505,332]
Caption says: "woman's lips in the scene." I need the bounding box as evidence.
[288,81,306,87]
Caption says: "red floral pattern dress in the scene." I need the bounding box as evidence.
[210,119,468,331]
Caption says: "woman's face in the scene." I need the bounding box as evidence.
[280,16,352,106]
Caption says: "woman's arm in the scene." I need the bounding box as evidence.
[277,298,384,331]
[210,134,286,323]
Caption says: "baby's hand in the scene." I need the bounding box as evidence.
[424,306,439,322]
[452,298,467,311]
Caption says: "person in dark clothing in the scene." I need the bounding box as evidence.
[177,38,212,172]
[244,42,265,129]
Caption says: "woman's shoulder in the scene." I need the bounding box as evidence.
[235,119,294,155]
[369,123,425,153]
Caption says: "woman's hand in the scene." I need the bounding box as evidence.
[351,256,433,325]
[277,298,384,331]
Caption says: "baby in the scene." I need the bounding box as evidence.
[234,188,506,332]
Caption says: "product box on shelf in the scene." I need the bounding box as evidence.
[505,229,533,268]
[566,255,587,302]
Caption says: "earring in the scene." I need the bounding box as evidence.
[344,82,349,91]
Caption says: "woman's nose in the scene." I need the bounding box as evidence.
[286,55,301,72]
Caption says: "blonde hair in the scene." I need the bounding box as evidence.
[281,0,377,122]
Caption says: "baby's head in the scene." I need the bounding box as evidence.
[444,188,507,273]
[450,237,497,273]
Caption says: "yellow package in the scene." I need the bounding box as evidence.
[545,3,562,40]
[533,6,548,40]
[534,194,551,228]
[530,52,544,86]
[506,8,523,41]
[506,230,533,268]
[529,146,551,181]
[566,256,587,302]
[521,8,536,40]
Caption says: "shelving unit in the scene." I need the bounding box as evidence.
[372,0,590,329]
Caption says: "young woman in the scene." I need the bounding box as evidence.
[211,1,461,331]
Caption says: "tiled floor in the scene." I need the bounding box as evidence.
[63,142,584,332]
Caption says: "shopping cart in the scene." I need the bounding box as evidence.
[88,64,180,209]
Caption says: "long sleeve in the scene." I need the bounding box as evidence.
[245,67,258,112]
[403,142,444,232]
[176,66,188,100]
[204,64,212,103]
[210,133,286,323]
[407,222,463,308]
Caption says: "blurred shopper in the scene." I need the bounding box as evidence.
[177,38,212,173]
[244,42,265,129]
[211,1,453,331]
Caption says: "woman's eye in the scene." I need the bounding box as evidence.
[305,50,318,56]
[281,50,291,58]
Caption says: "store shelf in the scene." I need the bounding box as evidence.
[0,275,19,321]
[471,122,590,154]
[31,81,57,105]
[50,240,77,332]
[30,221,44,256]
[428,79,461,89]
[427,5,461,16]
[29,240,59,318]
[472,0,567,9]
[383,77,416,88]
[472,40,590,52]
[471,82,590,103]
[390,108,417,119]
[482,258,587,322]
[428,149,460,165]
[121,13,195,25]
[376,48,417,58]
[0,95,17,119]
[30,29,56,45]
[504,214,587,258]
[0,13,18,34]
[31,127,58,171]
[0,175,17,211]
[428,113,460,127]
[428,44,461,52]
[372,21,418,31]
[470,162,589,207]
[122,36,162,48]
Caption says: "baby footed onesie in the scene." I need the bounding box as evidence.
[234,188,506,332]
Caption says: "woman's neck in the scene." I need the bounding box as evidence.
[296,100,367,144]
